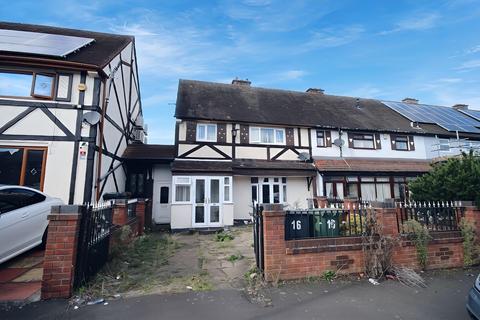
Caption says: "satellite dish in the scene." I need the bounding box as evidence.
[82,111,101,125]
[298,152,310,161]
[333,138,345,147]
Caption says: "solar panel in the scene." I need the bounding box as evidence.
[460,109,480,122]
[0,29,94,57]
[382,101,480,133]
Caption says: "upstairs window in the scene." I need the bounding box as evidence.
[196,123,217,142]
[317,130,325,147]
[439,139,450,151]
[250,127,285,145]
[350,133,375,149]
[0,71,55,99]
[391,135,415,151]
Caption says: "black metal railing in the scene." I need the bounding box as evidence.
[285,204,370,240]
[74,201,113,288]
[396,201,464,233]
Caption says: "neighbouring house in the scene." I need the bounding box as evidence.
[0,22,145,204]
[124,79,480,230]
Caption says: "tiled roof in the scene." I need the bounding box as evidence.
[122,144,175,161]
[315,158,431,173]
[0,22,133,68]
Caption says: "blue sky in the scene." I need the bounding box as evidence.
[2,0,480,144]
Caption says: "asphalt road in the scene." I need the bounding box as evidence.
[1,268,477,320]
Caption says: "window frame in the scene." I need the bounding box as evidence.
[316,130,326,147]
[251,176,287,204]
[438,138,450,151]
[0,69,57,100]
[250,127,286,145]
[391,134,414,151]
[0,145,48,191]
[350,133,375,150]
[173,176,192,203]
[196,123,217,142]
[223,177,232,203]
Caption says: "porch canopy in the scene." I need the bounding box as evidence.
[172,159,316,176]
[314,157,431,174]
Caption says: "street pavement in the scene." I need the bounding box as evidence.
[1,267,477,320]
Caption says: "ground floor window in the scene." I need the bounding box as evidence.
[0,146,47,190]
[251,177,287,204]
[323,175,416,201]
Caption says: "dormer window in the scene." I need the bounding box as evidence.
[250,127,285,145]
[196,123,217,142]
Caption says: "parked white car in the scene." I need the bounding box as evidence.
[0,185,63,264]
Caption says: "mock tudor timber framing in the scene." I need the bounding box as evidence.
[0,26,143,205]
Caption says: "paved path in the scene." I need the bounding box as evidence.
[0,248,44,304]
[1,267,476,320]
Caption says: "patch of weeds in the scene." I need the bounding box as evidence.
[227,253,244,263]
[75,233,181,299]
[215,231,234,242]
[306,275,322,283]
[322,270,336,282]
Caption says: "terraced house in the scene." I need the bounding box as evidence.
[0,22,145,204]
[127,79,480,230]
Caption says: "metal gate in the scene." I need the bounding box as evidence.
[252,203,264,273]
[74,202,113,288]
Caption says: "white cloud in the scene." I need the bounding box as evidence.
[277,70,307,80]
[379,12,441,35]
[456,59,480,70]
[303,25,364,49]
[466,45,480,54]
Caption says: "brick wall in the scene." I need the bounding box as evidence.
[262,204,476,282]
[41,205,83,300]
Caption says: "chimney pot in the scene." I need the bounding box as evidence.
[306,88,325,94]
[402,98,419,104]
[232,78,251,86]
[452,104,468,110]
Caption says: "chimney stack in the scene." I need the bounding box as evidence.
[232,78,251,86]
[402,98,419,104]
[306,88,325,94]
[452,104,468,110]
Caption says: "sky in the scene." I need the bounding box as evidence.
[1,0,480,144]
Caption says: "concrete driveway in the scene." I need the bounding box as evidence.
[2,267,477,320]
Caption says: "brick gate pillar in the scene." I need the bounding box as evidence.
[135,199,147,235]
[464,204,480,237]
[112,199,128,226]
[41,205,84,300]
[262,204,286,281]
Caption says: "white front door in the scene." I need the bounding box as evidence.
[153,182,171,224]
[193,177,222,227]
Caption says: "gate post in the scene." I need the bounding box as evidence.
[135,199,147,235]
[41,205,84,300]
[112,199,128,226]
[262,204,286,281]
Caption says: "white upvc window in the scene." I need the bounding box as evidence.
[196,123,217,142]
[223,177,232,202]
[251,177,287,204]
[250,127,285,145]
[439,139,450,151]
[173,176,191,203]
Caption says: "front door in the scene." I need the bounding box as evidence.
[153,183,171,224]
[193,178,222,227]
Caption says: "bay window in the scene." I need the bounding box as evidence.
[250,127,285,145]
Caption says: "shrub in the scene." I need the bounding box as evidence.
[460,218,478,267]
[403,220,431,270]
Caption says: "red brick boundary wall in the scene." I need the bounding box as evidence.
[41,205,83,300]
[263,204,480,281]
